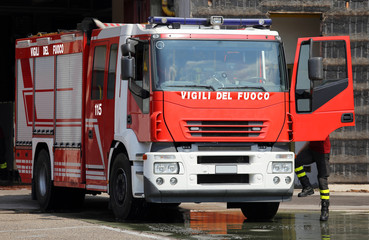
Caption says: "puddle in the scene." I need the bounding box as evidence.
[189,211,245,235]
[47,197,369,239]
[115,209,369,239]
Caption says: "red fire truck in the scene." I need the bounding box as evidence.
[15,16,355,220]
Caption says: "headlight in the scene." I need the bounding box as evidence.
[154,162,179,174]
[272,162,292,173]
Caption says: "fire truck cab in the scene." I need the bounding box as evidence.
[15,16,355,220]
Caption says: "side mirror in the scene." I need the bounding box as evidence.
[121,43,135,57]
[121,56,150,99]
[308,57,323,81]
[121,56,135,80]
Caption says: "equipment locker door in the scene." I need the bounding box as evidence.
[85,39,118,190]
[289,36,355,141]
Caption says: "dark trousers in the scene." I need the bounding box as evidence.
[295,147,330,191]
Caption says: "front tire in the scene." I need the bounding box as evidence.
[110,153,141,220]
[34,149,56,211]
[240,202,280,221]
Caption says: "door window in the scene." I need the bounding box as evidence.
[295,40,348,113]
[107,44,118,99]
[132,43,150,113]
[91,45,107,100]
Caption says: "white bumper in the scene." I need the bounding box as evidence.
[143,151,294,203]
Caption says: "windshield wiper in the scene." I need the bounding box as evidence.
[165,85,216,91]
[219,86,266,92]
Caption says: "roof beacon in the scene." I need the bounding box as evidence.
[210,16,224,29]
[148,16,272,28]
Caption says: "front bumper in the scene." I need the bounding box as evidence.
[143,151,294,203]
[144,177,293,203]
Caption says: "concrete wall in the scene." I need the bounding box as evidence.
[184,0,369,183]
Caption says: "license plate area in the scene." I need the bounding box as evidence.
[215,165,237,174]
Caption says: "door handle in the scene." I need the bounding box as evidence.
[341,113,354,123]
[88,130,93,139]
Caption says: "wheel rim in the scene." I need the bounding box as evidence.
[38,162,47,197]
[114,168,127,205]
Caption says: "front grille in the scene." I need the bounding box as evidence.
[197,174,249,184]
[198,156,249,164]
[185,121,264,138]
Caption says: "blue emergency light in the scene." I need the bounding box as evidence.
[148,16,272,27]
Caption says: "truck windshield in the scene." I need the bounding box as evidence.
[153,40,286,92]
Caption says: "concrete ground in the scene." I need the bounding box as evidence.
[2,184,369,211]
[282,184,369,211]
[0,185,168,240]
[1,184,369,239]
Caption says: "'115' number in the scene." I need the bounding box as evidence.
[94,103,102,116]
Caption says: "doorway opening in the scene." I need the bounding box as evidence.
[270,13,321,83]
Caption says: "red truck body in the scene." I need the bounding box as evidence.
[14,17,355,220]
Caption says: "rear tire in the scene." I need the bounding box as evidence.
[240,202,279,221]
[110,153,141,220]
[34,149,56,211]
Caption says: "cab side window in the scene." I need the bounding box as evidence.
[91,45,107,100]
[132,43,150,113]
[107,44,118,99]
[295,40,348,113]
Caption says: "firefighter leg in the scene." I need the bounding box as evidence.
[0,161,7,180]
[316,153,330,221]
[0,161,6,170]
[320,188,330,221]
[295,166,314,197]
[295,148,314,197]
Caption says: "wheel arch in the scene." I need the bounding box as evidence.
[108,130,151,196]
[32,138,54,180]
[107,141,129,194]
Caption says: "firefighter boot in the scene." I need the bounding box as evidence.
[320,199,329,221]
[297,176,314,197]
[298,186,314,197]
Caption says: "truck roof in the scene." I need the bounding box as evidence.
[89,23,280,42]
[16,17,280,46]
[95,16,280,39]
[144,25,279,37]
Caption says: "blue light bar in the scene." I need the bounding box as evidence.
[223,18,272,26]
[148,16,271,27]
[148,16,208,25]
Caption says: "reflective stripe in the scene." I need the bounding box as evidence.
[321,195,330,200]
[297,172,306,178]
[86,164,104,169]
[295,166,304,172]
[320,189,330,194]
[0,162,7,169]
[86,175,106,180]
[86,184,107,191]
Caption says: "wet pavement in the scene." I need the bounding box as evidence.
[1,185,369,239]
[121,210,369,239]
